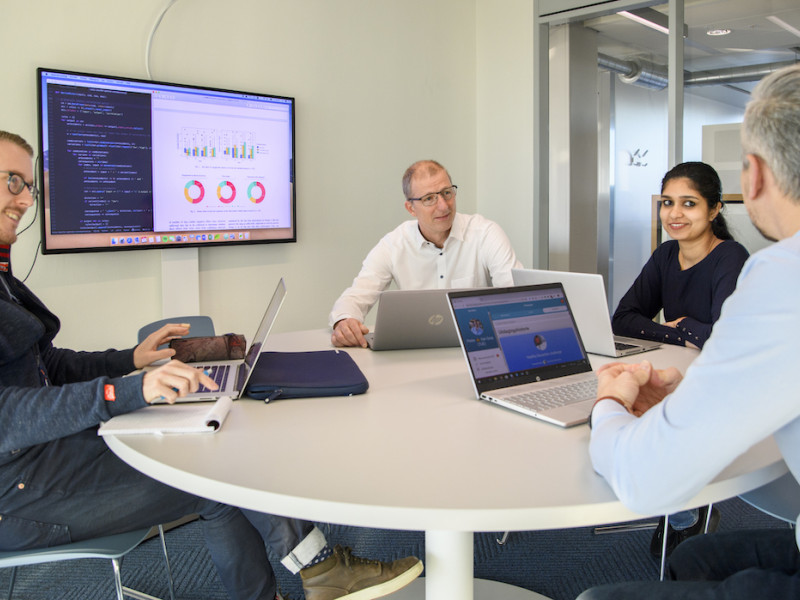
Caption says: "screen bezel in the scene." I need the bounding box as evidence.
[36,67,297,254]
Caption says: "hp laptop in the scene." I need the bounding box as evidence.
[365,289,460,351]
[447,283,597,427]
[512,269,661,357]
[158,278,287,402]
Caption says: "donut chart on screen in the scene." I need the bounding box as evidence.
[248,181,266,204]
[184,180,205,204]
[217,181,236,203]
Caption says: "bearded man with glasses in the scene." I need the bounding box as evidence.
[330,159,521,348]
[0,130,424,600]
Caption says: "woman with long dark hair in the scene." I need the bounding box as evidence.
[612,161,749,350]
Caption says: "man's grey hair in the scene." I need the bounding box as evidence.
[401,160,452,199]
[742,64,800,202]
[0,131,34,157]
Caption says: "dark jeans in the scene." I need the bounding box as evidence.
[576,528,800,600]
[0,430,316,600]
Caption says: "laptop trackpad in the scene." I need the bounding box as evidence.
[545,398,595,427]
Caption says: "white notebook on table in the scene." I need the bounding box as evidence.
[98,396,233,435]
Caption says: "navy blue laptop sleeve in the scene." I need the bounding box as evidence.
[245,350,369,402]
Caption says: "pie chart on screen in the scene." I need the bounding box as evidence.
[248,181,266,204]
[217,181,236,204]
[184,180,204,204]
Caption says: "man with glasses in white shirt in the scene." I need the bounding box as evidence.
[330,159,522,347]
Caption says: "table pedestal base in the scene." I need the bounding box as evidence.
[385,578,550,599]
[383,530,548,600]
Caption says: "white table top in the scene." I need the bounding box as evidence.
[106,330,787,533]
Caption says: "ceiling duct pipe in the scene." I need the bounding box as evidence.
[599,53,798,89]
[686,60,798,86]
[598,53,668,89]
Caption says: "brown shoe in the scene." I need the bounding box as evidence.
[300,545,423,600]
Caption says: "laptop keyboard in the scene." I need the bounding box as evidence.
[615,341,638,351]
[506,378,598,411]
[198,364,230,393]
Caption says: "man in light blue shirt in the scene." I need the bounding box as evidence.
[579,63,800,599]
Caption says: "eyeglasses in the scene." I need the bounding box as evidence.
[408,185,457,207]
[1,171,39,200]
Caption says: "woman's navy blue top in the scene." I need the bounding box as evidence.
[612,239,750,348]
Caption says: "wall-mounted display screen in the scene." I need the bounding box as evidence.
[37,67,296,254]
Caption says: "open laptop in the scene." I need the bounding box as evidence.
[159,278,287,402]
[365,289,460,350]
[512,268,661,357]
[447,283,598,427]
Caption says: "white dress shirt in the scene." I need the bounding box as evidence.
[329,212,522,327]
[590,231,800,548]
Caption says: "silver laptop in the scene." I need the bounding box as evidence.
[512,268,661,357]
[160,278,287,402]
[447,283,597,427]
[365,289,460,351]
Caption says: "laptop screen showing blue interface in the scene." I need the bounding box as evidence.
[449,284,591,393]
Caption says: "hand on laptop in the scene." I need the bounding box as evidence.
[142,361,219,404]
[332,318,370,348]
[133,323,192,368]
[596,360,683,417]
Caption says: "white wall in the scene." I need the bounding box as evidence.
[1,0,543,350]
[476,0,535,270]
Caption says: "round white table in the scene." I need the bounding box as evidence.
[105,330,787,600]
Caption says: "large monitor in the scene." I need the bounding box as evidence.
[37,67,296,254]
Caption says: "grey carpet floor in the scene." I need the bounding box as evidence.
[0,497,788,600]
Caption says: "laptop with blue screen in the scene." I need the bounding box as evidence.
[447,283,597,427]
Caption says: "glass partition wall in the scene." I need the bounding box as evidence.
[533,0,794,308]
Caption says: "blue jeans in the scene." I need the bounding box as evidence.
[668,508,698,529]
[0,430,317,600]
[576,528,800,600]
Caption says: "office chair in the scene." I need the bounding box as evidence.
[739,471,800,525]
[0,524,175,600]
[593,507,717,581]
[137,316,215,349]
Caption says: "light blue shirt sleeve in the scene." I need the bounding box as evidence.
[589,233,800,517]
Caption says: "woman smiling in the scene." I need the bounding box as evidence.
[612,162,750,350]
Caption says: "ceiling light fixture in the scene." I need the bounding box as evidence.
[618,10,669,35]
[767,15,800,40]
[706,27,731,36]
[617,8,688,37]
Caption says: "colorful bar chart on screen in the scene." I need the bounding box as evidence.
[180,127,257,161]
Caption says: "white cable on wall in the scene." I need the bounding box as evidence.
[145,0,179,79]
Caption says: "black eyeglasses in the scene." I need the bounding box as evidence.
[1,171,39,200]
[407,185,457,207]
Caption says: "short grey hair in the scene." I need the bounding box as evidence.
[0,131,34,157]
[401,160,452,199]
[742,64,800,202]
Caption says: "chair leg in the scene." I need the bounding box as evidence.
[6,566,16,600]
[157,524,176,600]
[111,557,125,600]
[659,515,669,581]
[702,503,715,533]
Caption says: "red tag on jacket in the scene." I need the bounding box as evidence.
[104,385,116,401]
